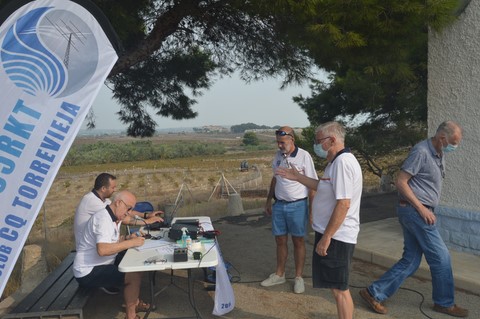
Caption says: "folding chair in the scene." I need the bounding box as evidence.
[134,201,154,213]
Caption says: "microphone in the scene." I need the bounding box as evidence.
[282,152,290,168]
[133,215,151,239]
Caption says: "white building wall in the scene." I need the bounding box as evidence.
[428,0,480,254]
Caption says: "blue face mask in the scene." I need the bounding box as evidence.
[443,143,457,153]
[313,143,328,158]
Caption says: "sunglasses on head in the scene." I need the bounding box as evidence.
[275,130,293,137]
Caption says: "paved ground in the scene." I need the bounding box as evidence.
[3,192,480,318]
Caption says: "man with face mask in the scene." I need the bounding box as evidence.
[277,121,362,319]
[359,121,468,318]
[262,126,317,294]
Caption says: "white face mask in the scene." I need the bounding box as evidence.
[313,143,328,158]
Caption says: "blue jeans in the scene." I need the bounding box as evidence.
[367,204,455,307]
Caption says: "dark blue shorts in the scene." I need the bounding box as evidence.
[312,232,355,291]
[75,264,124,289]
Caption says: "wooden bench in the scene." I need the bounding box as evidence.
[3,251,92,319]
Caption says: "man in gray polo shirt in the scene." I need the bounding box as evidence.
[360,121,468,318]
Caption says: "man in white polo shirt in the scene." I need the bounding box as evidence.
[262,126,317,294]
[73,190,148,319]
[277,121,362,319]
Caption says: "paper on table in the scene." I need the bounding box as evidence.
[135,239,176,252]
[156,244,176,255]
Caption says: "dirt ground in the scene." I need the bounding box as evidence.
[75,194,480,319]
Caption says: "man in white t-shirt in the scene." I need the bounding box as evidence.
[261,126,317,294]
[73,190,147,319]
[277,122,362,319]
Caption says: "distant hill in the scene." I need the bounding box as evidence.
[78,126,198,136]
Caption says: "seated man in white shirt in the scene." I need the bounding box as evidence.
[73,190,147,319]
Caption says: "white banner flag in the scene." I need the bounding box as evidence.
[0,0,120,295]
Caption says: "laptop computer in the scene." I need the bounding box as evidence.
[147,202,179,230]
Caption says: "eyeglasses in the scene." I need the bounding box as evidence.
[120,199,133,212]
[314,136,331,145]
[275,130,293,137]
[144,256,167,265]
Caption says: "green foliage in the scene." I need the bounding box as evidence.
[242,132,260,146]
[93,0,313,136]
[111,48,217,137]
[297,126,316,155]
[0,0,463,144]
[289,0,460,177]
[231,123,274,133]
[293,0,460,125]
[63,140,225,166]
[95,0,461,139]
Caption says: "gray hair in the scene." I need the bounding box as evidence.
[436,121,461,138]
[315,121,346,143]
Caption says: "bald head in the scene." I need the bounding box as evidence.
[275,126,295,155]
[114,191,136,205]
[277,126,294,136]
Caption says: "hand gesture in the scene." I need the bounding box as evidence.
[275,166,300,181]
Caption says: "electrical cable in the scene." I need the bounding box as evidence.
[349,284,434,319]
[219,264,435,319]
[133,215,151,239]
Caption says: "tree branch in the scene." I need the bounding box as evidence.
[109,0,228,76]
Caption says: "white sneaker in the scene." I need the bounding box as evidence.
[294,277,305,294]
[260,273,286,287]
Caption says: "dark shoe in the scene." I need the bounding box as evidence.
[433,304,468,317]
[359,288,387,314]
[99,286,120,295]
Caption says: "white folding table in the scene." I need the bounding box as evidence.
[119,216,219,319]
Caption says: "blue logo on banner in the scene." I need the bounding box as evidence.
[1,6,99,98]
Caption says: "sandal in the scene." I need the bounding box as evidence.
[135,300,150,312]
[124,316,141,319]
[122,300,150,312]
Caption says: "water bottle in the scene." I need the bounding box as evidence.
[181,227,188,248]
[186,236,192,257]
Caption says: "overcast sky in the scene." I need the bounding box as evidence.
[85,71,328,131]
